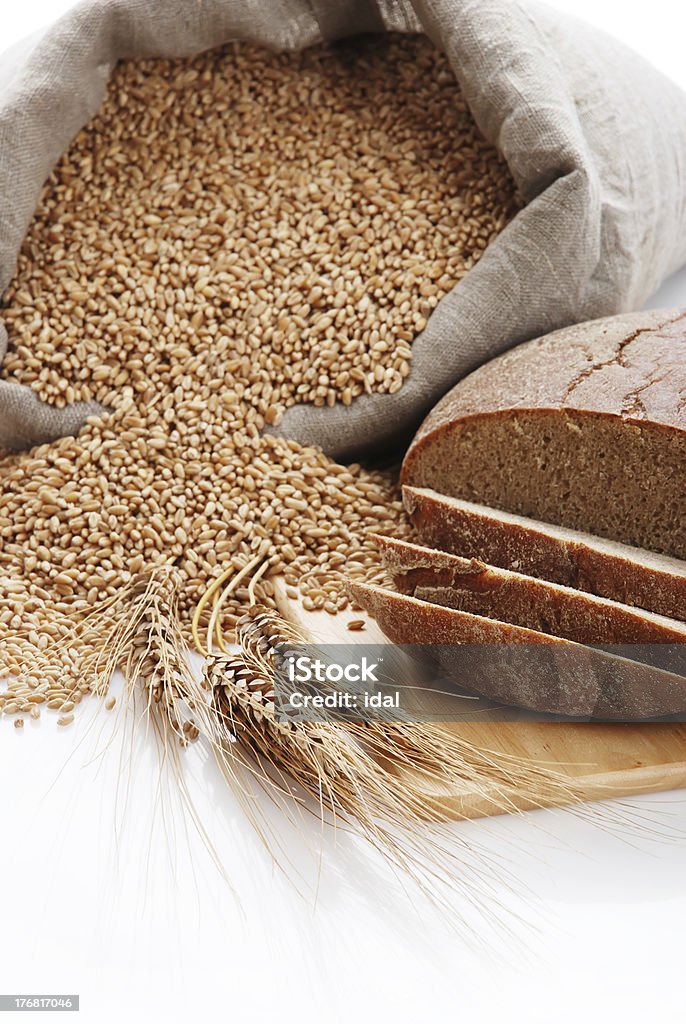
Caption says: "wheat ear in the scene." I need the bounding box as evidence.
[197,606,533,918]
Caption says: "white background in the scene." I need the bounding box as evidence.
[2,3,686,1023]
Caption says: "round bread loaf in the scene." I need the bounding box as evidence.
[401,310,686,558]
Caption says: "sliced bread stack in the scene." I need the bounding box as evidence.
[350,311,686,720]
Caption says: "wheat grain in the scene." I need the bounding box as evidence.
[0,35,517,716]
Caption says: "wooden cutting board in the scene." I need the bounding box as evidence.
[274,581,686,820]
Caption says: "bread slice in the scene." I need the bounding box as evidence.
[403,486,686,621]
[372,534,686,671]
[348,581,686,720]
[400,310,686,558]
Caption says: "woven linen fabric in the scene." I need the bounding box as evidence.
[1,0,685,454]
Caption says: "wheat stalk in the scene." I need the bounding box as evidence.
[191,607,565,915]
[56,564,672,921]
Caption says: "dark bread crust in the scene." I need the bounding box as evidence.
[404,309,686,446]
[349,581,686,720]
[403,487,686,621]
[401,310,686,557]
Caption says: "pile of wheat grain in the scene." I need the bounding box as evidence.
[0,34,518,721]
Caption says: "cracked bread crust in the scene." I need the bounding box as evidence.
[404,309,686,436]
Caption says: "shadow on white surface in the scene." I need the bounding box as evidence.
[645,263,686,309]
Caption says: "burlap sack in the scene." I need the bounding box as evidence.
[1,0,685,456]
